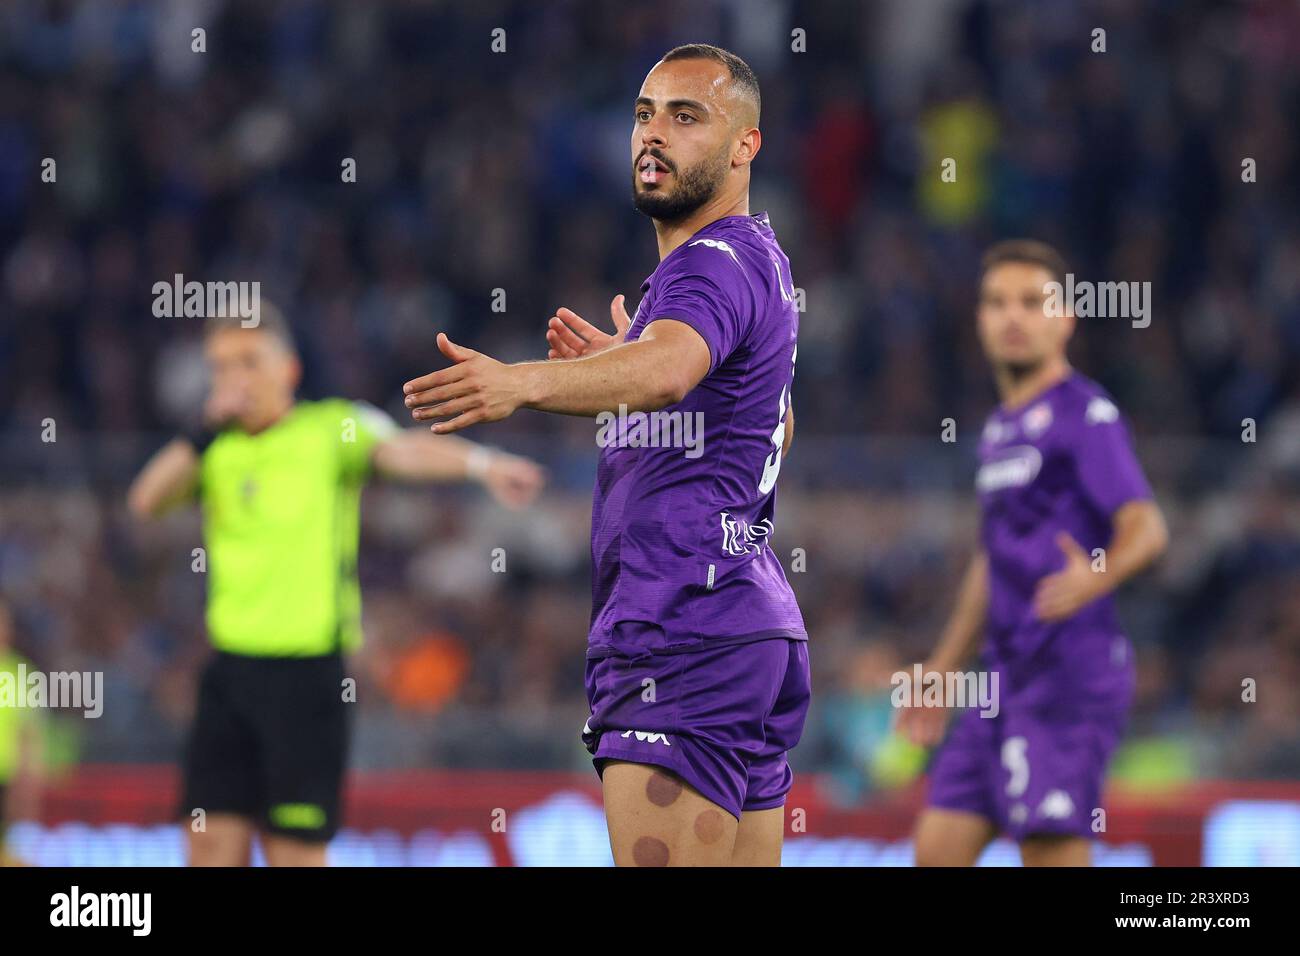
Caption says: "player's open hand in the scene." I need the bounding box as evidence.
[894,665,956,749]
[404,333,526,434]
[894,688,951,748]
[482,453,546,510]
[545,295,631,360]
[1033,532,1108,622]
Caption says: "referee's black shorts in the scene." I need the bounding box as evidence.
[180,651,349,843]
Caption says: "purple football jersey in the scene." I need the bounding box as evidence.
[976,372,1152,712]
[587,212,806,656]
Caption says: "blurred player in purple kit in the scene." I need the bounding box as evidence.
[899,240,1168,866]
[402,44,808,866]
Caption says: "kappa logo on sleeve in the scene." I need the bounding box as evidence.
[1085,396,1120,425]
[688,237,740,266]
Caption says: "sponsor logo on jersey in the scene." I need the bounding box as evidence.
[720,512,774,557]
[975,446,1043,492]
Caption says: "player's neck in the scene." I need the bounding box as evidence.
[653,191,750,261]
[995,359,1072,411]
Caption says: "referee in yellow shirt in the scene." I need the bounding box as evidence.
[128,306,544,866]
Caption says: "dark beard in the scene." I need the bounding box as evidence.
[632,153,726,224]
[1002,358,1045,380]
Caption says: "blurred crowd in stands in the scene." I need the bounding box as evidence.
[1,0,1298,800]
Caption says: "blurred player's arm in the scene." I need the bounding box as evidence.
[371,429,545,509]
[895,551,988,747]
[1033,500,1168,622]
[404,321,710,432]
[127,439,200,519]
[925,550,989,673]
[782,402,794,458]
[7,711,46,823]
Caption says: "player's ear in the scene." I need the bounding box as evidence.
[734,126,761,167]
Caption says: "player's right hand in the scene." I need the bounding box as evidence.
[545,295,631,360]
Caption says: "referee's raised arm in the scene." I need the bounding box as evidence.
[127,438,199,519]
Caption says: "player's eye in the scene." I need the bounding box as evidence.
[636,110,651,122]
[676,112,695,123]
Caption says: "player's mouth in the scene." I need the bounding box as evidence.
[638,154,670,185]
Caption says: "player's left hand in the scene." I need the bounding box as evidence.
[1033,532,1109,622]
[404,333,526,434]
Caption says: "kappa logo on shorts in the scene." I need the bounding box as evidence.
[620,729,671,746]
[1037,789,1076,820]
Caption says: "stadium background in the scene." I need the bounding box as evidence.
[1,0,1298,865]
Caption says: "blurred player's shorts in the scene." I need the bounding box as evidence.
[926,704,1127,840]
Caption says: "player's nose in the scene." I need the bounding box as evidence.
[640,120,668,149]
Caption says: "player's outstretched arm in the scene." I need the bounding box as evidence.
[7,706,46,825]
[1033,499,1168,622]
[126,438,200,520]
[896,551,989,747]
[129,380,251,519]
[371,429,545,509]
[404,320,711,434]
[546,295,631,360]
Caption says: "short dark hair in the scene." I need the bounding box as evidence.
[203,298,295,352]
[980,239,1068,287]
[661,43,760,124]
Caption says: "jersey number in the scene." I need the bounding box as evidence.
[758,346,797,495]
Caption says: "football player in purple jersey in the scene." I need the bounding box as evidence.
[900,240,1168,866]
